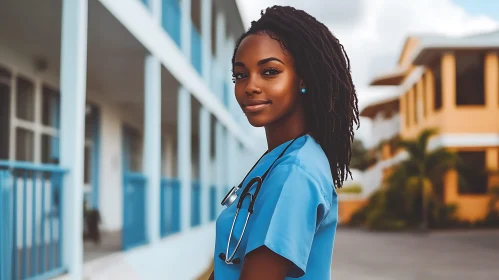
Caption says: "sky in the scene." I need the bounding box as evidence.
[235,0,499,147]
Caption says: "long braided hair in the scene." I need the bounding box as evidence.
[231,6,360,188]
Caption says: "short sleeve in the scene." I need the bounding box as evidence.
[244,162,329,278]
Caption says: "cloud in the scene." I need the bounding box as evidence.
[236,0,364,29]
[237,0,498,91]
[236,0,499,145]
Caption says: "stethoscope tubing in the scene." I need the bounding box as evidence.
[220,133,307,265]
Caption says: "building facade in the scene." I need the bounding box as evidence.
[349,31,499,224]
[0,0,260,279]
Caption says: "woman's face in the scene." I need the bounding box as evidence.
[233,33,302,128]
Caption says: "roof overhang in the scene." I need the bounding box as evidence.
[412,46,499,65]
[360,96,399,119]
[369,67,408,86]
[411,32,499,65]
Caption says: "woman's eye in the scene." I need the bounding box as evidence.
[233,73,246,79]
[263,68,280,76]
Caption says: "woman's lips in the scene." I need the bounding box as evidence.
[243,100,271,113]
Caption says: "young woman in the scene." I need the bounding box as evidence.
[210,5,359,280]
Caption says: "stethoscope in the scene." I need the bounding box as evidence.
[218,133,306,265]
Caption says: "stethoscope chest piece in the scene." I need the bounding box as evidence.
[221,186,239,207]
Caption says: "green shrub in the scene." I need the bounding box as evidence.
[337,184,362,194]
[482,186,499,228]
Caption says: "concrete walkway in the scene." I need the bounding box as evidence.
[331,228,499,280]
[84,231,121,263]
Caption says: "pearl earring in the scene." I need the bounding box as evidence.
[301,88,306,94]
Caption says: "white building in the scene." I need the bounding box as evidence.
[0,0,261,279]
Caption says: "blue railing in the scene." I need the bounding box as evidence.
[209,185,217,221]
[191,26,203,75]
[162,0,181,47]
[122,172,147,250]
[0,170,12,280]
[160,177,181,237]
[0,161,68,280]
[191,181,201,227]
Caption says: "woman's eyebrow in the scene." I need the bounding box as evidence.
[233,61,246,68]
[233,57,285,68]
[257,57,284,65]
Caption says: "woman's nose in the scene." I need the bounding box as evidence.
[244,76,262,95]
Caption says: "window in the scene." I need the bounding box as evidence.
[211,2,217,56]
[432,60,442,111]
[84,145,91,184]
[41,85,60,164]
[42,86,60,128]
[457,151,488,194]
[2,66,61,164]
[0,66,11,160]
[123,126,143,172]
[405,93,410,127]
[421,79,426,117]
[130,133,142,172]
[84,103,99,184]
[16,76,35,121]
[15,127,34,162]
[413,87,418,125]
[41,134,58,164]
[456,53,485,106]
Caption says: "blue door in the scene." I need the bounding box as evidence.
[121,126,147,250]
[84,104,100,211]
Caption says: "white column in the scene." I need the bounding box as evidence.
[143,55,161,243]
[199,107,211,224]
[141,0,162,244]
[215,10,226,100]
[215,122,225,214]
[201,0,212,81]
[59,0,87,278]
[178,0,192,230]
[150,0,162,23]
[178,88,192,230]
[180,0,192,61]
[226,36,236,114]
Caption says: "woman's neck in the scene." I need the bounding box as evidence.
[264,106,308,151]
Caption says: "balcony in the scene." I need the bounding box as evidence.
[0,161,68,280]
[191,26,203,75]
[160,177,181,236]
[162,0,181,47]
[122,172,147,250]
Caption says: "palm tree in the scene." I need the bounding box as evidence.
[388,128,458,230]
[350,138,370,171]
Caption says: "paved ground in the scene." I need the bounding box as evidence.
[331,228,499,280]
[83,231,121,262]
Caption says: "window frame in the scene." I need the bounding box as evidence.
[6,66,60,164]
[457,150,488,195]
[455,52,485,106]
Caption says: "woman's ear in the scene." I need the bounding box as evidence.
[299,79,306,89]
[299,79,307,94]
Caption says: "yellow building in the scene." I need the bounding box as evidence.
[357,31,499,223]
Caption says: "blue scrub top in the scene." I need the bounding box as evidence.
[214,135,338,279]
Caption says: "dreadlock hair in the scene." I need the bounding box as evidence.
[231,6,360,188]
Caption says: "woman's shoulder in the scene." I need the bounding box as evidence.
[280,135,333,182]
[271,136,335,204]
